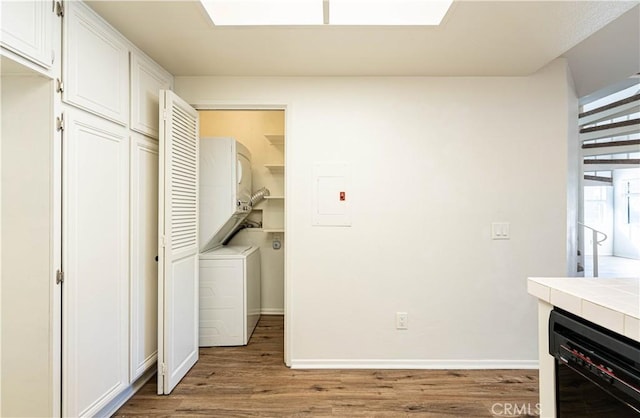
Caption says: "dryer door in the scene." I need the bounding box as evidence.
[236,153,252,204]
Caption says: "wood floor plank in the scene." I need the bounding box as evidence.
[115,316,539,417]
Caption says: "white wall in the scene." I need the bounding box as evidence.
[0,68,3,417]
[565,65,581,275]
[1,74,55,416]
[176,59,574,367]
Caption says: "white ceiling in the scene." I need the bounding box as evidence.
[564,5,640,99]
[87,0,638,77]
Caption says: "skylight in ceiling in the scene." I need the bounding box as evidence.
[330,0,453,25]
[200,0,453,26]
[200,0,324,26]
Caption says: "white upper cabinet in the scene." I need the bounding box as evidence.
[131,52,173,139]
[1,0,55,69]
[63,1,129,125]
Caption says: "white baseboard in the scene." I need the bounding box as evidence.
[289,359,539,370]
[261,308,284,315]
[95,366,155,417]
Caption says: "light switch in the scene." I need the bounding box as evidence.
[491,222,510,240]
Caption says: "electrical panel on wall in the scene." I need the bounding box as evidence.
[312,162,351,227]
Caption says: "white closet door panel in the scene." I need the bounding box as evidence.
[131,53,173,139]
[158,90,199,394]
[166,252,198,379]
[1,0,53,69]
[63,1,129,125]
[63,109,129,417]
[130,133,159,381]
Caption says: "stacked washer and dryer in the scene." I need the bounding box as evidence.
[198,137,262,346]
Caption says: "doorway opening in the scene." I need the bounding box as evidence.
[198,109,287,356]
[580,82,640,277]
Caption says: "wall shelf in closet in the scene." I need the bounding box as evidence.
[264,164,285,173]
[264,134,284,145]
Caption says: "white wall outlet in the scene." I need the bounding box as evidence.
[396,312,408,330]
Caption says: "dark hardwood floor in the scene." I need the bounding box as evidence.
[115,316,539,417]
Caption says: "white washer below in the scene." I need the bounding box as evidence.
[199,245,261,347]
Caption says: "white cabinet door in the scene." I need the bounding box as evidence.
[63,108,129,417]
[130,133,159,381]
[131,53,173,139]
[63,1,128,125]
[1,0,54,69]
[158,90,199,394]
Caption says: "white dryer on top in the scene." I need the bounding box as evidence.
[199,137,253,252]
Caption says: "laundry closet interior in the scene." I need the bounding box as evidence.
[199,109,286,319]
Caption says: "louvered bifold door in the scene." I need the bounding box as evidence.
[157,90,199,395]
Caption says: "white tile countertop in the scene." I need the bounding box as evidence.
[528,277,640,343]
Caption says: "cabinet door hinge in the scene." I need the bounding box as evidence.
[56,113,65,132]
[56,78,64,94]
[56,269,64,285]
[55,1,64,17]
[160,235,166,248]
[161,363,167,376]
